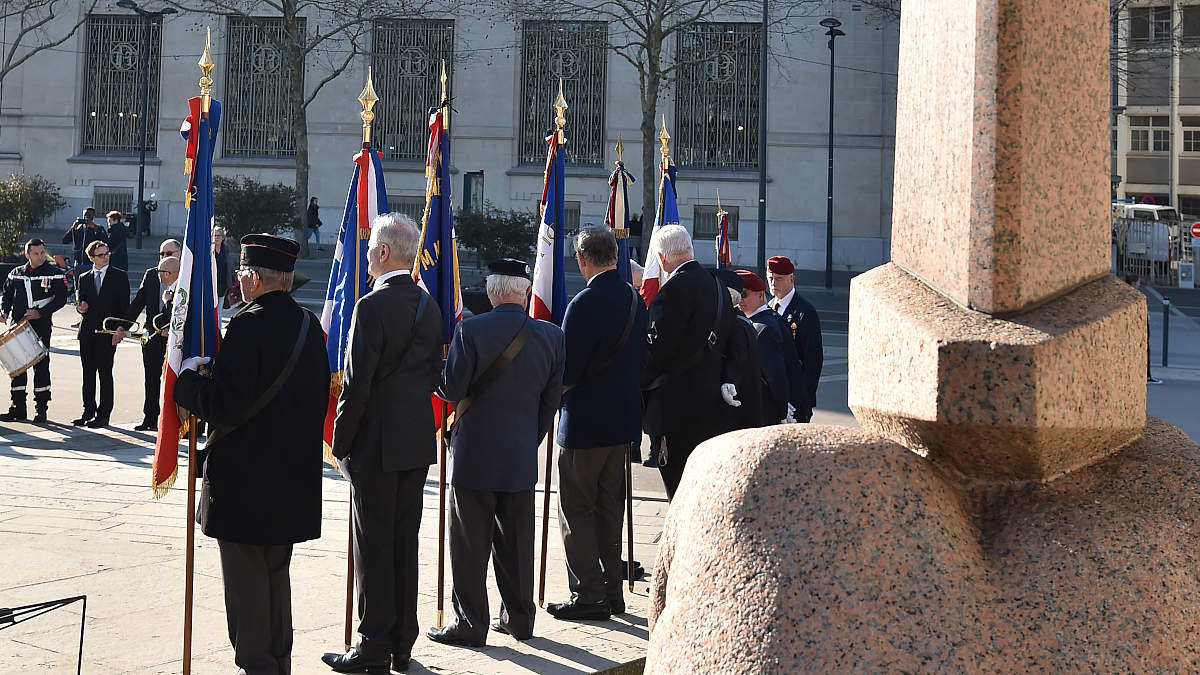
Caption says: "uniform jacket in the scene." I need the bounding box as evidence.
[747,308,790,424]
[725,313,764,430]
[174,290,329,545]
[1,261,68,329]
[126,268,163,327]
[641,260,737,439]
[75,266,129,340]
[440,303,564,492]
[558,268,648,449]
[331,273,445,472]
[777,291,823,410]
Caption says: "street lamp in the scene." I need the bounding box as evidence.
[756,0,768,278]
[820,17,844,289]
[116,0,176,250]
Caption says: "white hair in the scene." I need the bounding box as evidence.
[652,224,693,263]
[371,212,421,266]
[728,287,742,307]
[486,274,531,302]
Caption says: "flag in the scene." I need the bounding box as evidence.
[640,155,679,306]
[715,208,732,269]
[530,127,568,325]
[605,160,637,285]
[414,104,462,427]
[320,145,388,458]
[152,96,222,498]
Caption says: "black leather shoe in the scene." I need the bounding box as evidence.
[0,408,26,422]
[320,648,389,673]
[425,624,484,648]
[546,598,611,620]
[32,410,47,424]
[391,653,410,672]
[85,417,109,428]
[134,420,157,431]
[490,617,532,641]
[609,598,626,615]
[72,415,93,426]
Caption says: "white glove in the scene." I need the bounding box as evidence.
[720,383,741,407]
[784,403,797,424]
[181,356,211,373]
[335,456,351,481]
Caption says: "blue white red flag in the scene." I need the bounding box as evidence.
[153,96,222,498]
[530,127,568,325]
[640,154,679,306]
[414,106,462,344]
[320,145,388,456]
[605,160,637,285]
[715,207,732,269]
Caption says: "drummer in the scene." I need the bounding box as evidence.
[0,238,68,423]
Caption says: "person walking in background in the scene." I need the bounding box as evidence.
[105,211,128,274]
[212,226,232,307]
[307,196,324,253]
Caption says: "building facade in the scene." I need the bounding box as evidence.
[0,1,899,272]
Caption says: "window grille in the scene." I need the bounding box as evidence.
[93,187,134,218]
[693,204,739,240]
[534,200,580,230]
[675,22,761,169]
[81,15,162,155]
[519,21,607,166]
[373,19,453,161]
[224,16,303,157]
[388,195,427,225]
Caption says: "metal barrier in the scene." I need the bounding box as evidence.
[1113,217,1191,285]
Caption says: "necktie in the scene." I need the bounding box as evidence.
[96,270,103,290]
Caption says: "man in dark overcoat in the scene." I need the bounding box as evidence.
[547,226,647,621]
[736,269,791,425]
[120,239,180,430]
[715,269,763,430]
[74,240,129,428]
[0,238,68,423]
[766,255,823,422]
[427,258,564,647]
[174,234,329,675]
[321,214,444,674]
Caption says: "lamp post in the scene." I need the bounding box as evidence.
[820,17,844,289]
[116,0,176,250]
[756,0,768,277]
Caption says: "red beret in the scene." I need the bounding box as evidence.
[767,255,794,275]
[735,269,767,293]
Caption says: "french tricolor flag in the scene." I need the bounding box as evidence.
[530,126,568,325]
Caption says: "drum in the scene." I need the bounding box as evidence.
[0,320,48,378]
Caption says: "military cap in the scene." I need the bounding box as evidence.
[767,255,795,275]
[735,269,767,293]
[240,233,300,272]
[714,268,744,293]
[488,258,530,279]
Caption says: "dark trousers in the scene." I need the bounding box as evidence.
[10,320,52,410]
[448,486,536,641]
[141,335,166,421]
[557,444,626,605]
[655,428,710,500]
[217,540,294,675]
[78,334,115,417]
[350,465,427,658]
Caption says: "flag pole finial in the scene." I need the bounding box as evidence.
[359,66,379,145]
[554,78,568,145]
[658,115,670,160]
[440,59,449,131]
[615,133,624,166]
[198,27,215,115]
[716,188,724,216]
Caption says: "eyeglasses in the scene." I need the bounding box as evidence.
[92,251,110,258]
[158,250,177,257]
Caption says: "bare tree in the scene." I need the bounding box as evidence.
[0,0,99,115]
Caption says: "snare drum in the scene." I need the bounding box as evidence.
[0,320,48,378]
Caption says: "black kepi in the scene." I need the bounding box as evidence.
[240,233,300,272]
[488,258,530,279]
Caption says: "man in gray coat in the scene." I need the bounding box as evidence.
[427,258,565,647]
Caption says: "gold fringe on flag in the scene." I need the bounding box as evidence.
[152,464,179,500]
[323,371,344,468]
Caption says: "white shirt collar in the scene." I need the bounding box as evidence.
[93,264,108,276]
[753,303,770,316]
[667,259,696,280]
[375,269,408,286]
[773,287,795,314]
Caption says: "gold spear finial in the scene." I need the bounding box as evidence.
[615,134,624,165]
[439,59,449,131]
[198,27,214,116]
[716,188,724,215]
[553,78,568,144]
[659,115,670,159]
[359,67,379,145]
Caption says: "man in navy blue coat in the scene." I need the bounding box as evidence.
[546,227,647,622]
[736,269,791,425]
[767,255,823,422]
[429,259,565,647]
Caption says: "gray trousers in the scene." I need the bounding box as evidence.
[448,486,536,641]
[557,444,626,604]
[217,540,294,675]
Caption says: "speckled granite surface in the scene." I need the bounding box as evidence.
[890,0,1111,315]
[648,420,1200,673]
[848,263,1145,482]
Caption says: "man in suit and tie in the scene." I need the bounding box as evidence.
[641,225,740,499]
[119,239,181,430]
[321,214,445,674]
[766,255,823,422]
[427,258,564,647]
[736,269,792,425]
[75,240,128,428]
[546,226,647,622]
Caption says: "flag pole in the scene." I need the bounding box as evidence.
[435,60,451,629]
[626,443,634,591]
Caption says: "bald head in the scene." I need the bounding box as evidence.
[157,255,180,287]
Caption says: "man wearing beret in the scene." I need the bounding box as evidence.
[736,269,793,425]
[766,255,824,422]
[429,258,565,647]
[715,268,763,430]
[175,233,329,675]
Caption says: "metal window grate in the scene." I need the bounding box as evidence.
[693,204,739,240]
[81,15,162,155]
[93,187,134,218]
[223,16,303,157]
[534,199,580,230]
[388,195,427,225]
[519,21,607,166]
[675,22,761,169]
[372,20,454,161]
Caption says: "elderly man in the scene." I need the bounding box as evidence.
[174,234,329,675]
[428,259,564,647]
[75,240,128,428]
[641,225,739,499]
[547,226,647,622]
[322,215,444,674]
[735,269,792,425]
[0,238,68,423]
[766,255,823,422]
[715,269,763,431]
[121,240,181,430]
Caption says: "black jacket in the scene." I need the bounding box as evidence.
[61,221,108,261]
[75,266,129,340]
[174,290,329,545]
[1,261,68,328]
[126,268,163,327]
[724,313,764,430]
[641,260,737,439]
[558,269,648,449]
[331,273,445,472]
[747,307,790,424]
[106,221,128,273]
[776,291,823,410]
